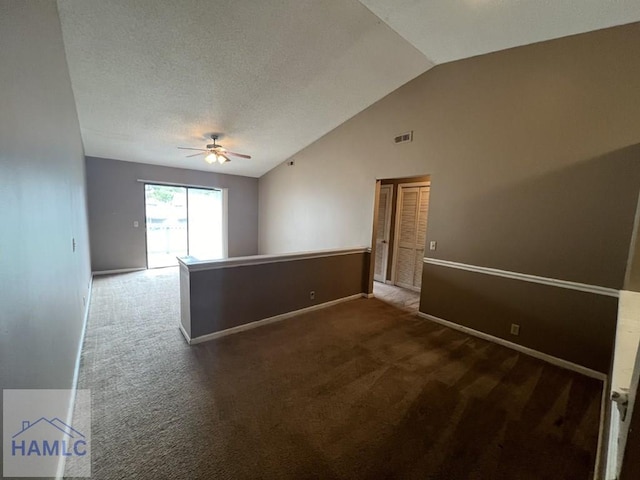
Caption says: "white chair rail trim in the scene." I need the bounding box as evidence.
[424,258,619,298]
[179,246,369,272]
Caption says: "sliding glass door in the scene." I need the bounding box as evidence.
[187,188,224,260]
[144,184,224,268]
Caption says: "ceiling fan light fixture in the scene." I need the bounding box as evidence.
[178,134,249,164]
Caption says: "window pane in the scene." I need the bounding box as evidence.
[145,185,187,267]
[187,188,223,260]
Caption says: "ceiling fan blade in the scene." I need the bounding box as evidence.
[178,147,208,151]
[186,152,205,158]
[224,150,252,159]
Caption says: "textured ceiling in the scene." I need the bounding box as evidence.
[57,1,640,178]
[57,0,432,177]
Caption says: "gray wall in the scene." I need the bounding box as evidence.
[86,156,259,271]
[259,23,640,371]
[183,252,368,339]
[0,0,92,414]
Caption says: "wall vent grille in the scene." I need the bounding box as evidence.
[394,131,413,144]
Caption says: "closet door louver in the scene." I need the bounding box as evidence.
[395,185,430,290]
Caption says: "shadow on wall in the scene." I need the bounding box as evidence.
[440,143,640,289]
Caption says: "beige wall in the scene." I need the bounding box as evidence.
[258,23,640,372]
[259,22,640,290]
[421,264,618,373]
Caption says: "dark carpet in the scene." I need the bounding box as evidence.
[75,268,602,479]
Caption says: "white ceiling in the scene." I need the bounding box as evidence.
[57,1,640,178]
[57,0,432,177]
[360,0,640,64]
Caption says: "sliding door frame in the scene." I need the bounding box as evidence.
[141,180,228,268]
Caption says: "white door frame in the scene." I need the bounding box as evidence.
[374,184,393,282]
[391,181,430,291]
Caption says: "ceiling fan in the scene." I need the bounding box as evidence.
[178,135,251,164]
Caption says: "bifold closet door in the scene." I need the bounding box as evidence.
[395,185,430,290]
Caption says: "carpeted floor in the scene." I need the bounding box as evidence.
[75,267,602,479]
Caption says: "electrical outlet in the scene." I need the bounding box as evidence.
[510,324,520,336]
[309,291,315,300]
[133,221,139,228]
[429,241,437,251]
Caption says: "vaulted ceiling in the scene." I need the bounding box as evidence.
[57,0,640,177]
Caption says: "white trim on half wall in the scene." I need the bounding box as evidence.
[424,258,619,298]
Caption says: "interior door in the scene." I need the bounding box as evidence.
[394,183,430,290]
[374,185,393,282]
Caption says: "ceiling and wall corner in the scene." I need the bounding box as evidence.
[256,21,640,379]
[359,0,640,64]
[56,0,432,178]
[55,0,640,179]
[257,22,640,287]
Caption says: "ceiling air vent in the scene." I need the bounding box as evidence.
[394,131,413,144]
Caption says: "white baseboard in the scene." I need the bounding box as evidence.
[362,293,374,299]
[56,274,93,479]
[179,324,191,343]
[92,267,145,276]
[184,294,363,345]
[417,311,607,381]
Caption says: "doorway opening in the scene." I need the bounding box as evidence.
[392,181,431,291]
[144,184,226,268]
[371,175,431,308]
